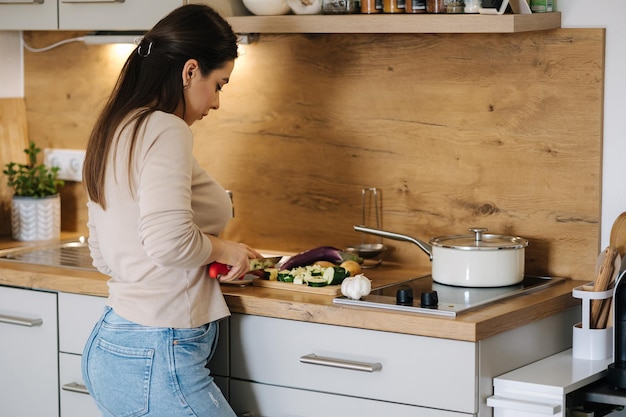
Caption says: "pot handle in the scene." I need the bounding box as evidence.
[353,225,433,261]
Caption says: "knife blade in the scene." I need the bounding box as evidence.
[208,256,282,279]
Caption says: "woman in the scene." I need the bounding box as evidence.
[81,5,260,416]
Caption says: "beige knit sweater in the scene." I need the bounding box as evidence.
[87,111,232,328]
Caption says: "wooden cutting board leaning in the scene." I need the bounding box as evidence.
[0,98,30,237]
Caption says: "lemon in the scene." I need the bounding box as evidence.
[340,260,361,277]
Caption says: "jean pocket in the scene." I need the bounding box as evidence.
[88,337,154,417]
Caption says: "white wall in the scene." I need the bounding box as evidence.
[0,4,624,247]
[559,1,626,248]
[0,31,23,98]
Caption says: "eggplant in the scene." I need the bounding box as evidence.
[278,246,362,271]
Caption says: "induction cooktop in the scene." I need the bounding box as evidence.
[333,275,565,317]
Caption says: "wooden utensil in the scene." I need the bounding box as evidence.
[610,212,626,257]
[591,246,618,328]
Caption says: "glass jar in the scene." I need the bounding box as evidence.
[322,0,358,13]
[426,0,445,13]
[446,0,464,13]
[464,0,480,12]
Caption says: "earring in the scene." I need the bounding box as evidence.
[183,82,189,90]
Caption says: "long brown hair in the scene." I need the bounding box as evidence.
[83,4,237,209]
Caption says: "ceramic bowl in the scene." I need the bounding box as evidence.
[242,0,291,15]
[287,0,322,14]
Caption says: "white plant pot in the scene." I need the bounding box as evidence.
[11,194,61,241]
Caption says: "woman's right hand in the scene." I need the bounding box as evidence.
[205,235,262,281]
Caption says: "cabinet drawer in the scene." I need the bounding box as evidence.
[59,292,107,354]
[60,353,101,417]
[229,379,468,417]
[231,314,477,413]
[58,0,183,30]
[0,0,57,30]
[0,286,59,417]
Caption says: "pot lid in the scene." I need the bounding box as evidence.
[429,227,528,250]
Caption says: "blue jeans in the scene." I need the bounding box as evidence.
[82,307,236,417]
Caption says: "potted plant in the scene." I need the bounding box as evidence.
[3,141,64,241]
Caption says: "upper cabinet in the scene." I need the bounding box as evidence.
[0,0,184,31]
[224,12,561,34]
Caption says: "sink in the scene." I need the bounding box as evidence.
[0,237,96,271]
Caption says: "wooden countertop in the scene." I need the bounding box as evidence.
[0,235,583,342]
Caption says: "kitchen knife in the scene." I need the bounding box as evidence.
[208,256,282,279]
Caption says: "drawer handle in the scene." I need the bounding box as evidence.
[486,395,561,415]
[62,382,90,395]
[0,313,43,327]
[61,0,124,3]
[299,353,382,373]
[0,0,44,3]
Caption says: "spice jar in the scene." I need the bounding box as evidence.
[406,0,427,13]
[446,0,464,13]
[426,0,445,13]
[382,0,404,12]
[361,0,382,12]
[322,0,358,13]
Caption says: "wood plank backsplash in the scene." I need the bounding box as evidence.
[14,28,604,280]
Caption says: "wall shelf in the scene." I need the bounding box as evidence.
[226,12,560,34]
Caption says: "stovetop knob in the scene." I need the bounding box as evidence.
[420,290,439,308]
[395,287,414,306]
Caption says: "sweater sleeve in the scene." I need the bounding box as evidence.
[86,201,114,276]
[135,116,213,269]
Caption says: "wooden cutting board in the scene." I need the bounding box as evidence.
[0,98,29,236]
[252,278,343,295]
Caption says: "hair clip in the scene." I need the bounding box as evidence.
[137,41,153,58]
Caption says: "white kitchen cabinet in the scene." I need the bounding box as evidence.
[0,286,59,417]
[60,353,101,417]
[0,0,57,30]
[0,0,183,31]
[58,0,183,30]
[487,350,613,417]
[229,309,581,417]
[58,292,107,417]
[57,291,230,414]
[230,379,466,417]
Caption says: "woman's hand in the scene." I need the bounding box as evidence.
[206,235,262,281]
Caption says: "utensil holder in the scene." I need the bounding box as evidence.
[571,284,613,360]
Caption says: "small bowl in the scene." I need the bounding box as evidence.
[242,0,291,15]
[287,0,322,14]
[345,243,387,260]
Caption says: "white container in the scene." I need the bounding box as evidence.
[571,284,613,360]
[11,194,61,241]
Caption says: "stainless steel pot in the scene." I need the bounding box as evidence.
[353,225,528,287]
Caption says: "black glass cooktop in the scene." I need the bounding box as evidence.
[333,275,564,317]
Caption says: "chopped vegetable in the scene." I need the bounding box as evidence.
[279,246,363,271]
[307,276,328,287]
[323,266,348,285]
[340,260,361,277]
[341,274,372,300]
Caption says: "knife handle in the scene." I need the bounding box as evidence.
[208,262,231,279]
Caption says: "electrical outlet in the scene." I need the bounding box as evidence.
[43,148,85,182]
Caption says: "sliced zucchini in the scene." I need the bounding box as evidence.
[307,276,328,287]
[323,266,348,285]
[278,271,294,283]
[265,268,279,281]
